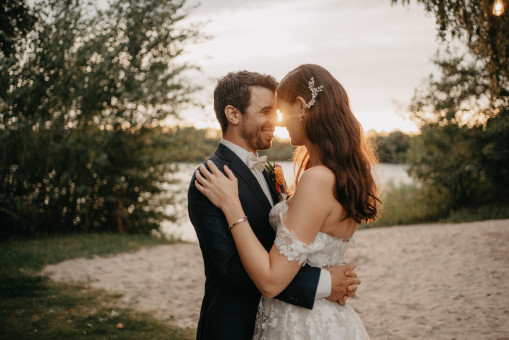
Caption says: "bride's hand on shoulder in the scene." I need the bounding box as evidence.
[195,160,239,211]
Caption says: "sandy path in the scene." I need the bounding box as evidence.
[42,243,204,328]
[42,219,509,339]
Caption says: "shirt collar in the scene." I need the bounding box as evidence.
[220,138,259,166]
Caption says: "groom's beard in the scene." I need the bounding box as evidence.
[240,123,273,151]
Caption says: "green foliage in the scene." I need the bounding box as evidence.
[439,202,509,223]
[361,182,509,228]
[393,0,508,99]
[406,123,489,209]
[0,0,36,57]
[165,126,220,162]
[0,234,193,339]
[390,0,509,216]
[0,0,202,236]
[0,282,195,339]
[480,108,509,199]
[409,107,509,207]
[0,233,176,274]
[406,51,504,126]
[1,124,183,235]
[373,131,412,163]
[363,183,450,227]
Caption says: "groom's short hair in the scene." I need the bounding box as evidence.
[214,71,278,133]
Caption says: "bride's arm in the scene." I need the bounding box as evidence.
[195,160,332,298]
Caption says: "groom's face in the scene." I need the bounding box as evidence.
[239,86,277,152]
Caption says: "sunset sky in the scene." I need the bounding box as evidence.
[176,0,441,137]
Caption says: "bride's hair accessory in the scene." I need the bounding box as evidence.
[305,77,324,109]
[300,77,324,122]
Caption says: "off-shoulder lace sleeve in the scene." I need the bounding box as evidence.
[274,212,322,266]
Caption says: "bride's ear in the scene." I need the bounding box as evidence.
[296,96,307,113]
[225,105,241,126]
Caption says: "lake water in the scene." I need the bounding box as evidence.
[160,162,412,242]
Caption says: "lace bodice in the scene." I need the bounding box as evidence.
[269,200,353,268]
[253,200,369,340]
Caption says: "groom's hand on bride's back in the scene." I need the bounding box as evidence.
[326,262,360,306]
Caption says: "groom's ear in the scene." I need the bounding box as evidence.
[225,105,241,126]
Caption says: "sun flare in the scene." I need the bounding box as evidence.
[274,109,290,140]
[274,126,290,140]
[277,110,283,122]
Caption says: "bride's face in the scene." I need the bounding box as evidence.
[277,98,306,146]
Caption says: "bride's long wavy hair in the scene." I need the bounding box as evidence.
[278,64,380,223]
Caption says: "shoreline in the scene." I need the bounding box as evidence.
[42,219,509,339]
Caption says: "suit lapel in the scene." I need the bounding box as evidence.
[215,144,272,211]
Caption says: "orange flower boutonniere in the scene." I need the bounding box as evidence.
[265,161,287,200]
[273,167,285,186]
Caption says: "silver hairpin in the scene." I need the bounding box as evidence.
[305,77,324,109]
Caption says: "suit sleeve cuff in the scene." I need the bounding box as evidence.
[314,268,331,299]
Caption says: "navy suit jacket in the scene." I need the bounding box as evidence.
[188,144,321,340]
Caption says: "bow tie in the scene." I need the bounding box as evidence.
[247,153,267,172]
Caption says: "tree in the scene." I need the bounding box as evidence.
[393,0,508,101]
[393,0,509,213]
[0,0,36,57]
[0,0,202,236]
[164,126,220,162]
[374,131,412,163]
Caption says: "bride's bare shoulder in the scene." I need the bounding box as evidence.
[290,166,336,218]
[299,165,335,189]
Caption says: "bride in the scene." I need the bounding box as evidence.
[195,64,379,339]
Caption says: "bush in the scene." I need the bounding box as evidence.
[0,0,201,236]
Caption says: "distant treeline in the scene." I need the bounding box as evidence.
[372,131,412,164]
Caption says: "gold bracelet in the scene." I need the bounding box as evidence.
[229,216,247,230]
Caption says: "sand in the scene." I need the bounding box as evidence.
[42,219,509,339]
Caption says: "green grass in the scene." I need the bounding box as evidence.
[1,233,181,273]
[361,183,509,228]
[437,203,509,223]
[0,233,195,340]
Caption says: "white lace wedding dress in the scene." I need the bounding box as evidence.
[253,201,370,340]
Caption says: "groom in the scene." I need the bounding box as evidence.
[188,71,360,340]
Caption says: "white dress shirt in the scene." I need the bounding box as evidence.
[219,139,331,299]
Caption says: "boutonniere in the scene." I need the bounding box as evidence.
[265,161,287,201]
